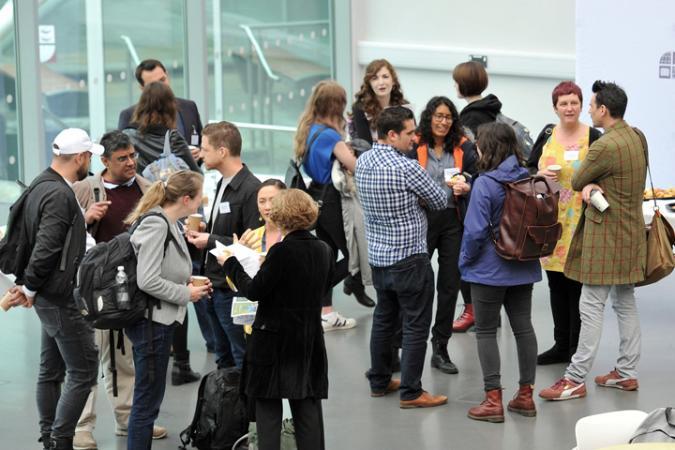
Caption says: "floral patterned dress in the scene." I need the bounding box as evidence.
[538,126,590,272]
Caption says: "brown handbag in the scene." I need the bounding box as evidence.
[634,128,675,287]
[487,174,563,261]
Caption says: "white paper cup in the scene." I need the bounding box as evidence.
[444,168,460,182]
[547,164,562,175]
[590,190,609,212]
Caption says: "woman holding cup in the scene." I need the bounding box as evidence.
[526,81,602,365]
[414,96,478,374]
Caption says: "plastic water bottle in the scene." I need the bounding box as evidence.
[115,266,131,310]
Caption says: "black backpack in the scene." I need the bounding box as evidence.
[495,112,534,159]
[0,179,51,278]
[180,367,249,450]
[73,212,174,330]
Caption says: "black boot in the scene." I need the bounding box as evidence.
[537,345,569,365]
[430,340,458,374]
[39,433,52,450]
[172,351,201,386]
[343,272,376,308]
[51,437,73,450]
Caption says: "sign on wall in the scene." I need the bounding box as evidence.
[576,0,675,187]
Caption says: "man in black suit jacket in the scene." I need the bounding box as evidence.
[117,59,203,163]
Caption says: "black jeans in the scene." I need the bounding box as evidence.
[369,254,434,400]
[125,319,175,450]
[308,182,348,307]
[426,208,463,342]
[546,270,582,356]
[34,297,99,440]
[471,283,537,391]
[172,312,190,362]
[255,398,324,450]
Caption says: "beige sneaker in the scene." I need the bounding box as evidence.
[115,425,168,440]
[594,369,639,391]
[73,431,97,450]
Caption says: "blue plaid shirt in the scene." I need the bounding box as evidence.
[355,143,447,267]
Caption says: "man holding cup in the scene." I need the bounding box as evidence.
[540,81,648,401]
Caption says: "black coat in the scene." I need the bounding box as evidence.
[223,230,334,400]
[459,94,503,136]
[202,165,261,289]
[20,168,86,305]
[350,104,374,145]
[122,125,200,174]
[118,97,203,145]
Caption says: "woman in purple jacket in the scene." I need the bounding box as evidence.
[459,122,541,423]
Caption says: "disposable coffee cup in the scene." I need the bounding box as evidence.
[1,291,12,312]
[444,168,460,183]
[201,196,209,206]
[590,189,609,212]
[187,213,203,232]
[547,164,562,175]
[191,276,209,287]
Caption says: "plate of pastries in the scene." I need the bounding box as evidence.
[644,188,675,200]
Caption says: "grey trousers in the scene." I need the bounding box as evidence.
[565,284,641,382]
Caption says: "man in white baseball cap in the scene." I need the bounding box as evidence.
[3,127,103,449]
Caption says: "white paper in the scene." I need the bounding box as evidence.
[210,241,261,279]
[0,271,16,297]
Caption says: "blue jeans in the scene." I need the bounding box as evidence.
[125,319,175,450]
[34,297,99,440]
[369,254,434,400]
[207,288,246,368]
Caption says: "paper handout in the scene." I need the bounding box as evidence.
[209,241,261,279]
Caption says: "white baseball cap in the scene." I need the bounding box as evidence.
[52,128,104,156]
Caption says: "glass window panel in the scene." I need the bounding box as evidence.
[207,0,333,175]
[102,0,186,131]
[0,0,20,225]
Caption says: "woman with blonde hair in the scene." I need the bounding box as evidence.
[124,171,211,449]
[293,80,360,331]
[350,59,409,144]
[218,188,333,450]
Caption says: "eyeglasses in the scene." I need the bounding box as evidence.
[432,113,453,123]
[115,153,138,163]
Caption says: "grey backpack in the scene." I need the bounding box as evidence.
[495,112,534,159]
[630,407,675,443]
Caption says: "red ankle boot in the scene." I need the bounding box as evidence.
[468,389,504,423]
[453,304,475,332]
[507,384,536,417]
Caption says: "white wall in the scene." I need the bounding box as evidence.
[349,0,577,137]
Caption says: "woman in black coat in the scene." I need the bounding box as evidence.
[218,188,334,450]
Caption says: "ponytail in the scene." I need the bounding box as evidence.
[124,181,166,225]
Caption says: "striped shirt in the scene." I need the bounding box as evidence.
[355,143,447,267]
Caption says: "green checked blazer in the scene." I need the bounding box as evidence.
[564,120,647,285]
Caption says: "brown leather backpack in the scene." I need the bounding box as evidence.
[486,174,563,261]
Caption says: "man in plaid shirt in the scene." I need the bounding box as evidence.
[356,106,449,409]
[540,81,648,401]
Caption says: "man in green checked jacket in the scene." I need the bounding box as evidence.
[540,81,647,401]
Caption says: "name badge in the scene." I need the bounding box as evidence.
[191,134,199,146]
[564,150,580,161]
[219,202,231,214]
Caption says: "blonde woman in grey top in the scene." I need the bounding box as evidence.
[123,170,211,449]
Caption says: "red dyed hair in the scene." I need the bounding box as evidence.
[552,81,583,106]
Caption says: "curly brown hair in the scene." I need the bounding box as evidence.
[269,189,318,232]
[131,81,177,134]
[352,59,408,129]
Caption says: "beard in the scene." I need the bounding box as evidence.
[76,163,89,181]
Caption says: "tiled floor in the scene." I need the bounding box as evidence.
[2,272,674,450]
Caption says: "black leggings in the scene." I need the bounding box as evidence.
[471,283,537,391]
[172,313,189,362]
[308,182,349,307]
[546,270,582,356]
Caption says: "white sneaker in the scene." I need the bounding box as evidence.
[322,311,357,331]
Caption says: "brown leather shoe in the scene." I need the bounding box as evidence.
[371,379,401,397]
[507,384,536,417]
[399,391,448,409]
[468,389,504,423]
